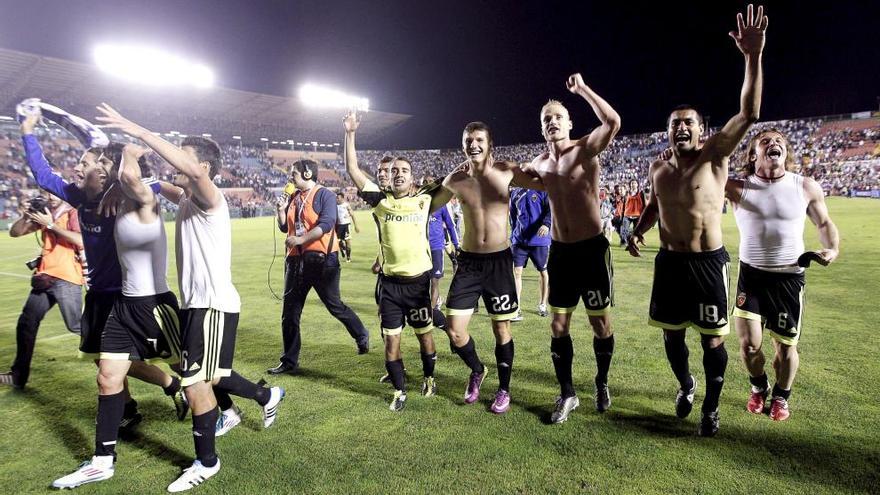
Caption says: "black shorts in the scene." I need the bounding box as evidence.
[378,271,434,337]
[649,247,731,335]
[336,224,351,240]
[79,290,120,359]
[179,308,238,387]
[733,262,805,345]
[548,235,613,316]
[100,292,181,364]
[430,249,445,278]
[445,248,518,321]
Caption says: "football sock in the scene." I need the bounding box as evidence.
[495,340,514,392]
[454,337,484,374]
[749,373,769,391]
[386,359,406,391]
[701,338,728,413]
[551,335,575,398]
[772,383,791,400]
[217,371,270,406]
[420,352,436,378]
[95,392,125,457]
[162,375,181,396]
[594,334,615,386]
[192,410,219,468]
[663,331,691,388]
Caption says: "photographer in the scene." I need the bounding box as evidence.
[1,192,84,389]
[267,160,370,375]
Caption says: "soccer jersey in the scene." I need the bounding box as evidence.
[359,180,440,277]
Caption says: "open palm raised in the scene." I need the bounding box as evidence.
[729,4,768,56]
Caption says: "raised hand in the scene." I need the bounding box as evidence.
[20,113,40,135]
[658,148,673,161]
[343,110,362,133]
[729,4,768,56]
[565,73,588,94]
[122,143,149,159]
[95,103,148,139]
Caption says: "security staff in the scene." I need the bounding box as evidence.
[268,160,370,375]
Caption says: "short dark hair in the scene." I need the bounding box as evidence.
[379,156,395,164]
[668,104,704,126]
[336,192,345,197]
[291,159,320,182]
[181,136,222,178]
[100,142,151,177]
[463,121,494,148]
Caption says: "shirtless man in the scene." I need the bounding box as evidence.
[627,4,768,437]
[727,129,838,421]
[525,73,621,423]
[441,122,541,414]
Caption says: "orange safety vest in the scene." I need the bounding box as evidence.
[624,192,645,218]
[38,207,84,285]
[286,185,339,256]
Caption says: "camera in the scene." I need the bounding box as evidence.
[25,255,42,271]
[26,196,49,214]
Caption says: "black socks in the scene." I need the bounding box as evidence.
[495,340,514,392]
[95,392,125,457]
[551,335,575,398]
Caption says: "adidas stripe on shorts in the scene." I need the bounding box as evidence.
[179,308,239,387]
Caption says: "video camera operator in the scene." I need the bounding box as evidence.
[1,191,84,389]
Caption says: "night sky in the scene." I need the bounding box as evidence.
[1,0,878,149]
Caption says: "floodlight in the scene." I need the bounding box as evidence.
[232,135,241,140]
[202,133,212,137]
[298,83,369,111]
[0,115,14,121]
[260,137,269,142]
[93,44,214,88]
[296,142,302,146]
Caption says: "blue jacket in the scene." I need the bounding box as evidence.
[23,134,160,292]
[428,206,459,250]
[509,188,551,247]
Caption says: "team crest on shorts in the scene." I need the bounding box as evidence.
[736,292,747,307]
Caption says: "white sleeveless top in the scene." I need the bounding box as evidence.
[115,205,170,297]
[733,173,807,273]
[337,203,352,225]
[175,192,241,312]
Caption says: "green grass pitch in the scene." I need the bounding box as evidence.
[0,197,877,494]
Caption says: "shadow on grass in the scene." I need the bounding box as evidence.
[20,387,92,458]
[605,401,880,493]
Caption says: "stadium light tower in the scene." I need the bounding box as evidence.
[298,84,369,111]
[93,44,214,88]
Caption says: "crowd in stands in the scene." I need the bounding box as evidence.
[1,113,878,219]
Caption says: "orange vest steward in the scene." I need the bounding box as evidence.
[286,185,339,256]
[38,207,84,285]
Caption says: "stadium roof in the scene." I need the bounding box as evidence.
[0,47,410,146]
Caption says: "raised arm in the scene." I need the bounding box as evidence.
[95,103,220,210]
[707,4,768,159]
[117,144,156,207]
[804,177,839,265]
[343,111,370,190]
[19,115,83,205]
[567,73,622,157]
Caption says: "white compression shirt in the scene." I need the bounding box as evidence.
[733,173,807,273]
[337,203,352,225]
[175,192,241,312]
[115,204,170,297]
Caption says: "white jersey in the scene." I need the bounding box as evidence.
[733,173,807,273]
[175,192,241,312]
[337,203,352,225]
[115,204,170,297]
